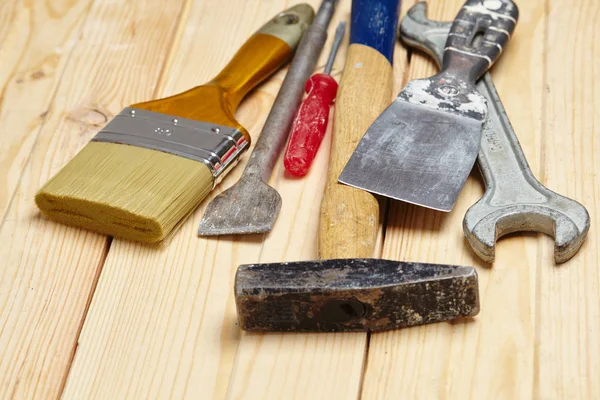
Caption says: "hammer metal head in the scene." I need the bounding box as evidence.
[235,258,480,332]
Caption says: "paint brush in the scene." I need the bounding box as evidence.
[35,4,314,243]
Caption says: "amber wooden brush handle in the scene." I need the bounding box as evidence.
[131,4,314,138]
[318,44,394,259]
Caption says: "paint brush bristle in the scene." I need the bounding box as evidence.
[35,141,213,243]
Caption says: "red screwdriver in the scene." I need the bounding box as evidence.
[283,21,346,177]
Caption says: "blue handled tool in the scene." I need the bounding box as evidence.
[349,0,399,62]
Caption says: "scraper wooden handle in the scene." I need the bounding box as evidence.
[319,0,399,259]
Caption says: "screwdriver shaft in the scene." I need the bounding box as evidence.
[324,22,347,75]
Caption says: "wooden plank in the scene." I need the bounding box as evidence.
[0,0,93,221]
[60,1,411,398]
[61,1,308,399]
[361,0,548,398]
[2,1,596,398]
[0,0,21,85]
[0,0,188,398]
[536,0,599,398]
[225,2,415,399]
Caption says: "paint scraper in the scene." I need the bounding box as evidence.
[339,0,518,211]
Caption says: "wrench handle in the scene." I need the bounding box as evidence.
[443,0,518,83]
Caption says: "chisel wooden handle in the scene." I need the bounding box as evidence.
[319,0,399,259]
[132,4,314,143]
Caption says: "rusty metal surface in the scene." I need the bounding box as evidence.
[235,259,479,332]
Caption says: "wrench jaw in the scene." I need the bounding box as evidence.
[554,220,589,264]
[399,2,449,70]
[463,200,590,264]
[463,205,495,263]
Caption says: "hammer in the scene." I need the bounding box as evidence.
[234,0,480,333]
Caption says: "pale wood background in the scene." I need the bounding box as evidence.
[0,0,597,398]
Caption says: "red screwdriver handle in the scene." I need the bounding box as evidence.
[284,73,339,177]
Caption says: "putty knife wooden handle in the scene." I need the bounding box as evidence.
[318,0,400,259]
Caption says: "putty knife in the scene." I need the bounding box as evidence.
[339,0,518,211]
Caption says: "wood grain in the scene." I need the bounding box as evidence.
[0,0,598,399]
[536,0,599,397]
[0,0,93,221]
[60,1,305,398]
[0,0,187,398]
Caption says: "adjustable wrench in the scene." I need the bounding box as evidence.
[400,2,590,263]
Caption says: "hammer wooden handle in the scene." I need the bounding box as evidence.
[318,44,394,259]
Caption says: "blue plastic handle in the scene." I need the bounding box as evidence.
[349,0,401,63]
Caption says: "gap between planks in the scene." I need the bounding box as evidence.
[532,0,551,395]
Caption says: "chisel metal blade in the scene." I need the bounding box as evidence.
[338,80,485,212]
[235,258,480,332]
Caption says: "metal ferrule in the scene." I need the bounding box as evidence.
[92,108,249,186]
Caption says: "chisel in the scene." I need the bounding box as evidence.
[198,0,339,236]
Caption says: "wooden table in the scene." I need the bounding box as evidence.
[0,0,597,398]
